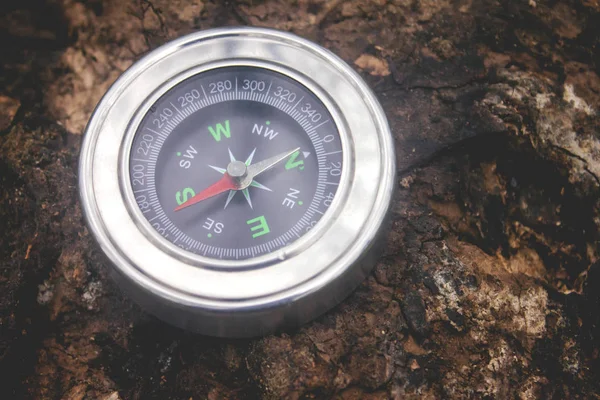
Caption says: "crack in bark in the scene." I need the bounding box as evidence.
[137,0,168,48]
[396,77,487,92]
[549,143,600,185]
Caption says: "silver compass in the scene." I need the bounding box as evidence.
[79,27,396,337]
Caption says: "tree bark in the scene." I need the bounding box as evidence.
[1,0,599,398]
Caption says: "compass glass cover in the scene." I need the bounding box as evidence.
[128,66,343,260]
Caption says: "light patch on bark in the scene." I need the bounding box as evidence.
[354,54,391,76]
[470,281,548,341]
[535,93,552,109]
[563,83,595,116]
[484,69,600,183]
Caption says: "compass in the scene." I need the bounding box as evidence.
[80,28,395,337]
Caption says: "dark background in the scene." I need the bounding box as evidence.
[1,0,599,398]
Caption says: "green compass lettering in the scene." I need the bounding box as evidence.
[285,150,304,170]
[208,120,231,142]
[247,215,270,238]
[175,187,195,205]
[129,66,343,260]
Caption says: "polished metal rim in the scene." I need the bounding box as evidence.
[79,27,395,335]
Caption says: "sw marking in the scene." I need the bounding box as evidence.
[178,145,197,169]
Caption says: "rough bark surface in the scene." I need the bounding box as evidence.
[1,0,599,399]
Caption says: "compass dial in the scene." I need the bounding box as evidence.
[129,67,343,260]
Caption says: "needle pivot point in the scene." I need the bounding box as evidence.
[227,160,247,179]
[227,160,251,189]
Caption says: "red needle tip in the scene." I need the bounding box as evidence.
[174,174,236,212]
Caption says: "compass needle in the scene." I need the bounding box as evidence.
[174,173,236,211]
[80,28,395,337]
[246,147,301,178]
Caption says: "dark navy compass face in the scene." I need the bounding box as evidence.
[129,66,343,260]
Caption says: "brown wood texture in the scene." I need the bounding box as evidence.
[1,0,599,398]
